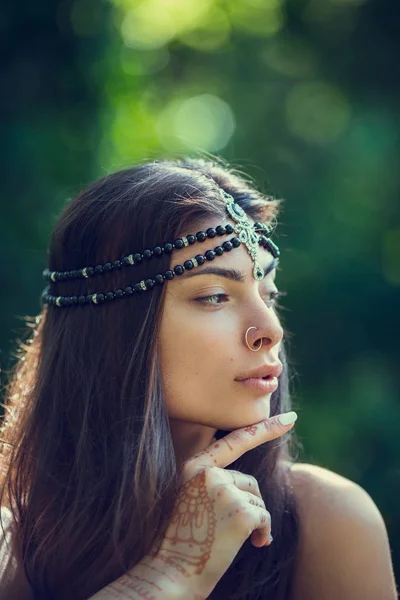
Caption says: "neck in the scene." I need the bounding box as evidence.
[169,419,217,468]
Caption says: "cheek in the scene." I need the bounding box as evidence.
[158,302,233,416]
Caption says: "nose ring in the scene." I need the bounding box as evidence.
[245,326,262,352]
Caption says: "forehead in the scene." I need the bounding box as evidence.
[170,215,277,280]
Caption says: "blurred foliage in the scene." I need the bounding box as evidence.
[1,0,399,584]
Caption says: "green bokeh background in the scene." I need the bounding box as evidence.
[1,0,399,585]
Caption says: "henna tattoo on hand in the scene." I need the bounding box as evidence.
[149,469,216,578]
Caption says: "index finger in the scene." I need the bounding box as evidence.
[190,412,298,469]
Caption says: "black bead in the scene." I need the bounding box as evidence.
[196,231,207,242]
[115,289,124,298]
[86,267,94,276]
[78,295,86,305]
[214,246,224,256]
[145,279,155,289]
[206,228,217,238]
[187,234,196,245]
[153,246,164,256]
[124,286,133,295]
[205,250,216,260]
[155,274,164,284]
[231,237,241,248]
[143,249,153,259]
[133,253,142,264]
[86,294,93,302]
[71,296,78,304]
[105,291,114,300]
[97,293,105,303]
[195,254,205,265]
[133,283,142,293]
[103,262,113,271]
[265,239,280,258]
[174,265,184,275]
[164,270,174,280]
[174,238,184,249]
[222,241,233,252]
[225,224,234,234]
[94,265,103,274]
[113,260,122,268]
[216,225,226,235]
[121,256,131,266]
[184,259,194,270]
[164,242,174,253]
[258,235,268,248]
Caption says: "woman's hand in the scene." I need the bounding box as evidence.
[144,411,298,599]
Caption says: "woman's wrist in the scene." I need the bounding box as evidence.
[88,556,206,600]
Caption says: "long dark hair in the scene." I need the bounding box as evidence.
[0,157,300,600]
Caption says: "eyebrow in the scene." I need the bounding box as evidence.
[184,257,280,282]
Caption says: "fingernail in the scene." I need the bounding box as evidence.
[264,533,274,546]
[278,411,298,426]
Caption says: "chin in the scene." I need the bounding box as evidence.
[215,410,272,435]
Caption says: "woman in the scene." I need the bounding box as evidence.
[0,157,397,600]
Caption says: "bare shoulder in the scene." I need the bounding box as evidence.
[287,462,398,600]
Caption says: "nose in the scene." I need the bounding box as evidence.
[245,309,283,351]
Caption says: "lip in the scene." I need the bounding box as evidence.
[236,362,283,381]
[237,377,279,394]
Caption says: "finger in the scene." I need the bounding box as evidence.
[247,505,271,547]
[190,412,298,469]
[251,528,272,547]
[241,491,270,547]
[223,470,263,499]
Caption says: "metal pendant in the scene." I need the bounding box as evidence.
[221,190,266,281]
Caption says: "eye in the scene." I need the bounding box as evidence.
[262,290,287,308]
[196,290,287,308]
[195,293,229,306]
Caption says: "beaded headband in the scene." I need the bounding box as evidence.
[41,190,280,308]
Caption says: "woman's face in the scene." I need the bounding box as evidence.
[158,215,284,462]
